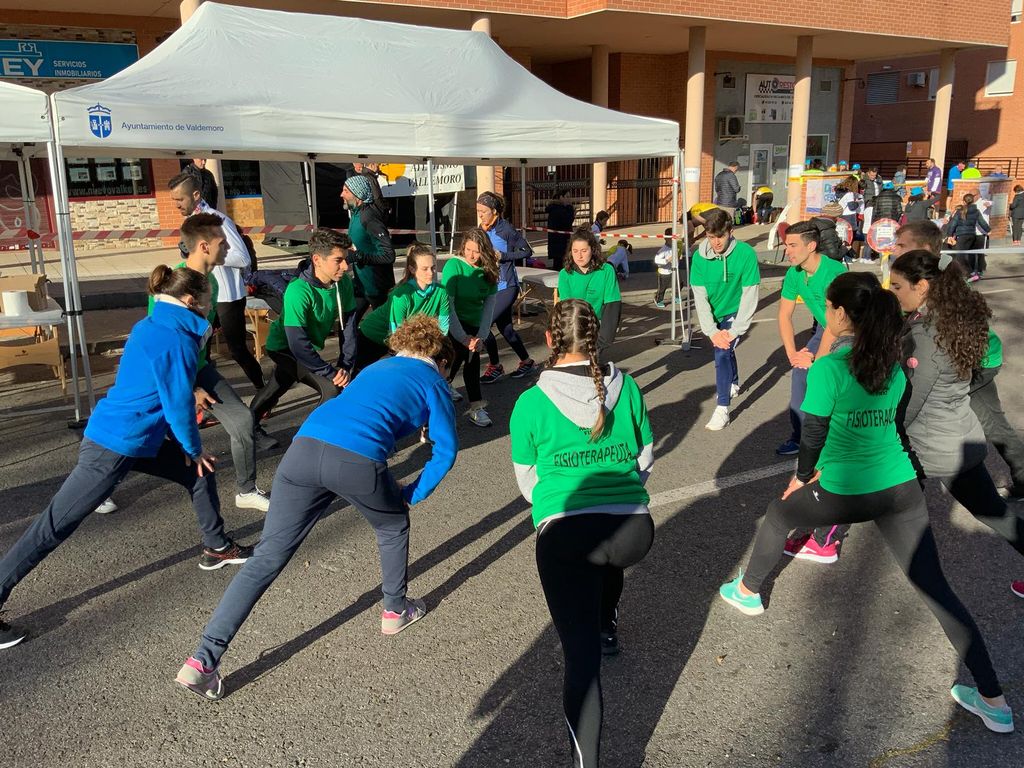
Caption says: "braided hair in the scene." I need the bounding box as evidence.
[547,298,607,441]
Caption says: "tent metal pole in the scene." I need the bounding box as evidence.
[309,160,318,226]
[16,155,42,274]
[670,153,679,341]
[519,160,528,241]
[680,148,693,349]
[425,158,438,252]
[449,192,458,255]
[48,94,94,415]
[44,137,83,423]
[301,161,315,227]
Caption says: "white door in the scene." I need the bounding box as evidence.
[749,144,773,205]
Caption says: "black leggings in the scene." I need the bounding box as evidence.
[249,349,339,421]
[484,286,529,365]
[353,330,390,376]
[536,513,655,768]
[953,234,979,274]
[969,367,1024,490]
[215,297,265,390]
[937,461,1024,556]
[448,322,481,403]
[742,479,1001,697]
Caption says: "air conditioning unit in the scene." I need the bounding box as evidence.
[907,72,927,87]
[718,114,745,139]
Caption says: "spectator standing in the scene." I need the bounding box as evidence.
[1009,185,1024,244]
[925,158,942,200]
[947,160,966,194]
[545,191,575,271]
[184,158,219,209]
[713,161,741,219]
[169,171,265,390]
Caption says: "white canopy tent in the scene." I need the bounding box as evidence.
[0,80,92,422]
[46,3,689,407]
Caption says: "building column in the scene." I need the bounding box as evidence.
[179,0,222,194]
[835,63,857,166]
[683,26,706,208]
[786,35,813,222]
[929,48,956,170]
[472,14,495,195]
[591,45,610,218]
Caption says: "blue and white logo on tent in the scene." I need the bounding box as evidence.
[87,104,112,139]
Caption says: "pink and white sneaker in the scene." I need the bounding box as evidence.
[175,657,223,700]
[381,597,427,635]
[783,534,839,563]
[1011,581,1024,599]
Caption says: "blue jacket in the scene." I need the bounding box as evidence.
[296,355,458,504]
[85,300,209,459]
[486,218,532,291]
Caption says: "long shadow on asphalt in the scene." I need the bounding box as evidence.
[4,449,431,642]
[452,414,788,767]
[221,495,531,695]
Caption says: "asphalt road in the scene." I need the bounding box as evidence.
[1,258,1022,767]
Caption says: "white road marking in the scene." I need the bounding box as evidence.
[648,460,795,508]
[980,288,1013,295]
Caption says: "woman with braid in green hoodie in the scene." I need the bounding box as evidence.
[510,299,655,768]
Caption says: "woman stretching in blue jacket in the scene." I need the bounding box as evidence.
[0,265,252,651]
[177,315,459,699]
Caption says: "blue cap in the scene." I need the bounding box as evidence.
[839,160,848,165]
[883,181,894,190]
[911,186,924,196]
[852,163,861,170]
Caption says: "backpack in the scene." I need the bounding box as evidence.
[810,217,846,262]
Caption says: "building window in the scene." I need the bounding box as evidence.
[65,157,153,198]
[1013,0,1022,22]
[985,60,1017,97]
[807,135,829,165]
[222,160,262,198]
[819,79,833,92]
[866,72,900,104]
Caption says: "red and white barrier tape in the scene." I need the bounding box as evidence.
[524,226,679,240]
[0,224,429,243]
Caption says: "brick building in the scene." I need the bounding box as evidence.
[0,0,1009,243]
[852,9,1022,178]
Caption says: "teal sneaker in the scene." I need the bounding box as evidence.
[950,685,1014,733]
[719,573,764,616]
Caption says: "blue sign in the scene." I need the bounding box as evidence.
[0,39,138,80]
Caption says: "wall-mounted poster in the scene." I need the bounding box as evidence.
[745,74,795,124]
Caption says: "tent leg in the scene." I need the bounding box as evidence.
[519,160,528,241]
[670,153,679,341]
[48,96,94,417]
[680,149,694,350]
[302,160,318,227]
[425,159,438,252]
[46,139,83,423]
[449,192,458,256]
[17,156,42,274]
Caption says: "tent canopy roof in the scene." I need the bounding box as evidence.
[0,80,50,157]
[51,2,679,164]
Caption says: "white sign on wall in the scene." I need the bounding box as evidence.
[745,74,795,124]
[378,163,466,198]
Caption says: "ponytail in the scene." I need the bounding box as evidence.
[546,299,606,441]
[148,264,209,304]
[891,249,991,379]
[826,272,903,393]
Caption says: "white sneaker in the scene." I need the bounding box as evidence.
[94,497,118,514]
[235,489,271,512]
[730,383,741,399]
[449,382,464,403]
[468,407,492,428]
[705,406,730,431]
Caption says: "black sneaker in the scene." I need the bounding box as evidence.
[510,359,539,379]
[199,540,253,571]
[601,609,619,656]
[600,631,619,656]
[0,619,27,650]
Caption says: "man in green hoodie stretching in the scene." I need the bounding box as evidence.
[691,208,761,431]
